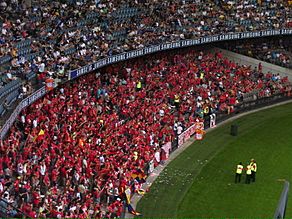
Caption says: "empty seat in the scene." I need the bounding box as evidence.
[0,79,22,99]
[0,55,12,66]
[5,90,19,106]
[25,71,37,81]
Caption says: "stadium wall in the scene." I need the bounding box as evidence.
[212,48,292,81]
[0,29,292,140]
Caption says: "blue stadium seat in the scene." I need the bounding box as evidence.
[64,47,77,56]
[15,39,31,49]
[1,74,10,84]
[5,90,19,106]
[0,55,12,66]
[0,79,22,99]
[17,47,32,56]
[25,71,37,81]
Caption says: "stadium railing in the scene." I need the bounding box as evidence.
[0,28,292,140]
[274,180,289,219]
[0,197,29,218]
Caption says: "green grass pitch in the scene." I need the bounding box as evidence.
[136,102,292,218]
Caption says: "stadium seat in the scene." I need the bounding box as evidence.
[0,79,22,99]
[5,90,19,106]
[0,103,6,117]
[0,55,12,66]
[25,71,37,81]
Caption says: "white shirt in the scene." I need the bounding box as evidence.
[0,182,3,193]
[159,109,165,117]
[33,119,38,128]
[21,115,25,123]
[17,163,24,174]
[38,63,45,73]
[177,126,183,135]
[22,86,27,93]
[40,164,46,176]
[99,155,105,164]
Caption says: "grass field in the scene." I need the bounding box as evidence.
[136,102,292,218]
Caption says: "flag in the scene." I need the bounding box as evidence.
[127,204,142,216]
[38,129,45,136]
[124,187,131,204]
[131,169,146,184]
[34,129,45,142]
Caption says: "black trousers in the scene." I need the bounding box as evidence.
[235,173,242,183]
[251,171,256,182]
[245,174,251,184]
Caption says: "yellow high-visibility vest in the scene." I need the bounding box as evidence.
[137,81,142,89]
[133,151,138,161]
[236,165,243,174]
[174,95,180,103]
[246,165,252,175]
[203,106,209,114]
[251,163,257,172]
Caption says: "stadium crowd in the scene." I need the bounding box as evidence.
[0,48,291,218]
[221,37,292,69]
[0,0,292,217]
[0,0,291,84]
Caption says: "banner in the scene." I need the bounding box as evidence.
[178,123,197,147]
[69,29,292,80]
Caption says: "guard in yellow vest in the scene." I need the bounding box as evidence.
[235,162,243,183]
[133,151,138,161]
[250,159,257,182]
[174,94,180,109]
[245,163,252,184]
[136,81,142,91]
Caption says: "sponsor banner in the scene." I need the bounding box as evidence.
[178,123,197,147]
[69,29,292,80]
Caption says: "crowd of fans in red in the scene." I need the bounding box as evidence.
[0,49,291,218]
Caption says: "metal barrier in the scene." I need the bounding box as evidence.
[0,197,28,218]
[274,181,289,219]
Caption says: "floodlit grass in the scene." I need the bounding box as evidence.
[137,102,292,218]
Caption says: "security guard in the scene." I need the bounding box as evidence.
[235,162,243,183]
[250,159,257,182]
[245,163,252,184]
[136,81,142,91]
[133,151,138,161]
[174,94,180,109]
